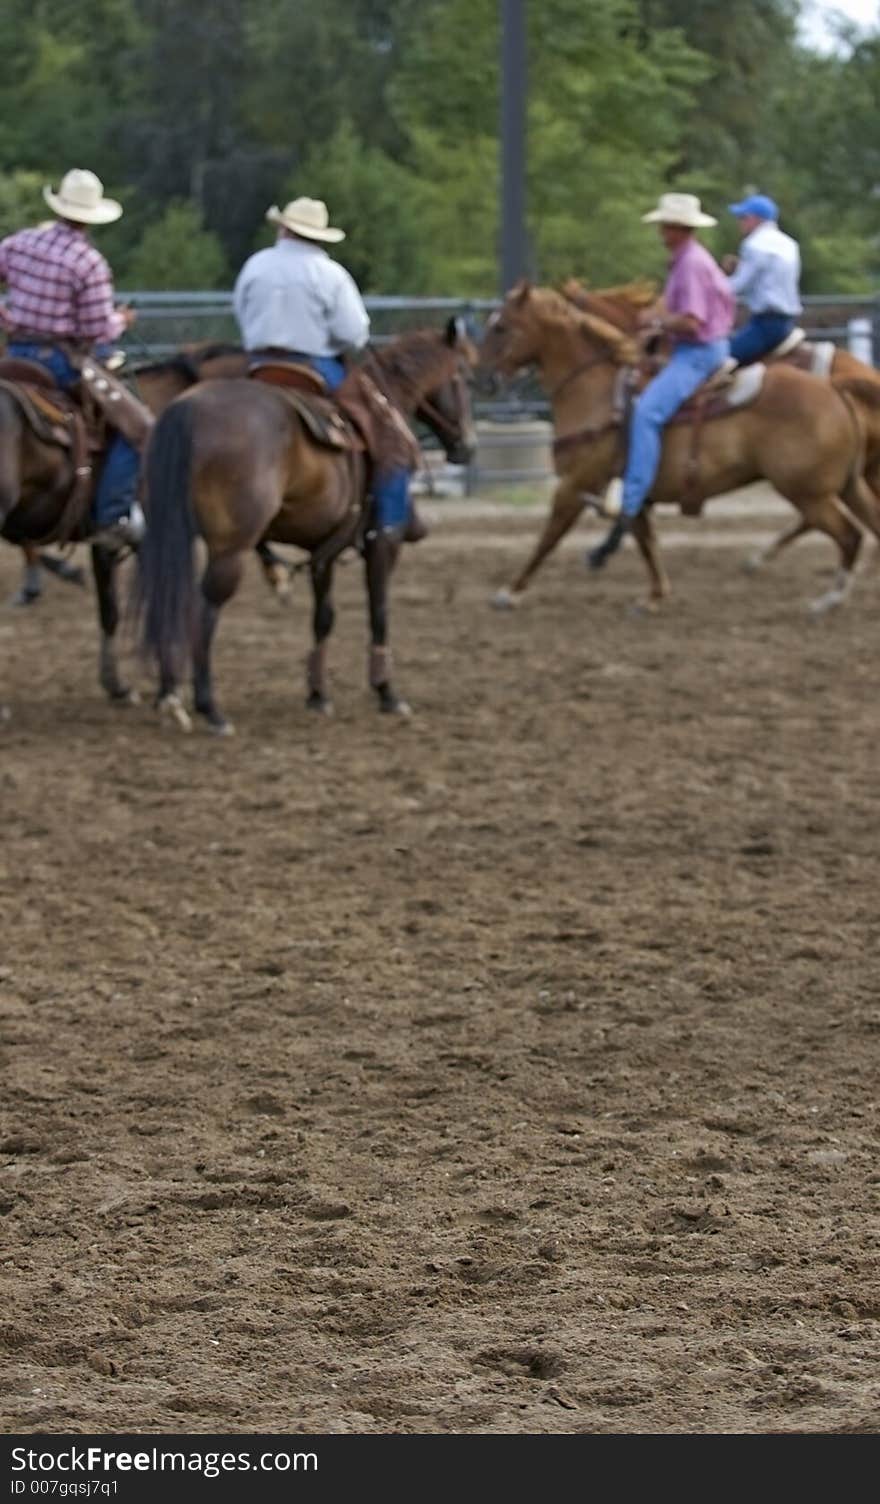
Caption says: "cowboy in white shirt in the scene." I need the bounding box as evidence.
[234,196,425,540]
[724,194,802,365]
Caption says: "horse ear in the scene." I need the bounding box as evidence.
[509,279,531,306]
[445,315,465,346]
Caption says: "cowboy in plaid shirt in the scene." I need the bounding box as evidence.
[0,168,143,544]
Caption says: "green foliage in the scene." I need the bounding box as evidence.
[0,0,875,292]
[122,200,228,289]
[291,120,429,293]
[0,172,46,239]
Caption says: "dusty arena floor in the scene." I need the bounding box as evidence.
[1,491,879,1436]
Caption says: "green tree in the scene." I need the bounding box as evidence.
[123,200,228,289]
[0,171,46,239]
[290,120,429,293]
[391,0,707,291]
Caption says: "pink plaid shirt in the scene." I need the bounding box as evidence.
[0,220,125,345]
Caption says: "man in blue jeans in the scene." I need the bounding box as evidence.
[0,169,144,545]
[594,193,734,553]
[724,194,802,365]
[234,195,425,541]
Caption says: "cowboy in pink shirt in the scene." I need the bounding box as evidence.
[592,193,734,559]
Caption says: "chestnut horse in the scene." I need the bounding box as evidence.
[478,283,880,615]
[134,321,477,733]
[563,277,880,573]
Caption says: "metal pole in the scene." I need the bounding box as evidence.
[847,316,873,365]
[500,0,527,295]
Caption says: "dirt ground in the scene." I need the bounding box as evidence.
[1,495,879,1436]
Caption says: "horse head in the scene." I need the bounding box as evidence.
[412,317,478,465]
[372,321,478,467]
[477,280,541,378]
[480,282,640,387]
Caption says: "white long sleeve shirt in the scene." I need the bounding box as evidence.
[727,221,802,317]
[233,236,370,355]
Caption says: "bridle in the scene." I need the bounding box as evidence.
[490,323,633,455]
[363,343,472,451]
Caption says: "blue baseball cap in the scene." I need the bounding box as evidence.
[728,193,778,221]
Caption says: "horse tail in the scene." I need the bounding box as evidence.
[135,397,198,681]
[831,378,880,539]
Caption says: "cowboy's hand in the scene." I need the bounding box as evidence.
[721,253,738,274]
[636,307,662,330]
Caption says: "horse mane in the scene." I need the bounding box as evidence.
[532,287,640,366]
[369,328,461,398]
[559,277,657,334]
[130,353,201,382]
[130,342,245,383]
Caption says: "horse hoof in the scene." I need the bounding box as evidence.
[306,694,334,715]
[741,552,764,575]
[626,598,660,618]
[207,718,235,737]
[380,698,412,717]
[107,686,140,706]
[808,590,847,617]
[158,694,193,733]
[490,587,520,610]
[10,589,40,608]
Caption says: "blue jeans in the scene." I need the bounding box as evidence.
[622,338,730,519]
[729,313,795,366]
[281,350,412,533]
[8,341,140,529]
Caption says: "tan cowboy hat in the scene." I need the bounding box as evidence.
[43,168,122,226]
[265,197,345,243]
[642,192,716,228]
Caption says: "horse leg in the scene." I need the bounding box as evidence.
[306,559,336,714]
[256,539,295,604]
[11,545,42,607]
[787,495,863,615]
[192,551,245,735]
[92,543,139,703]
[742,518,810,575]
[629,507,670,610]
[364,531,409,715]
[490,478,584,609]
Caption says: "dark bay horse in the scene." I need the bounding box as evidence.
[0,367,145,703]
[478,283,880,615]
[0,340,257,702]
[134,321,477,734]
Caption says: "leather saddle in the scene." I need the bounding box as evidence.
[765,327,836,377]
[633,353,767,425]
[249,364,358,451]
[0,359,88,451]
[248,359,329,397]
[250,360,419,472]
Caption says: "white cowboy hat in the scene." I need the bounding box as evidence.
[266,197,345,243]
[642,192,716,229]
[43,168,122,226]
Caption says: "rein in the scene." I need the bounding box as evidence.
[550,360,635,457]
[363,344,469,447]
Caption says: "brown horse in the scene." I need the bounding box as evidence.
[0,339,258,701]
[0,368,143,703]
[134,321,477,734]
[564,277,880,573]
[478,282,880,615]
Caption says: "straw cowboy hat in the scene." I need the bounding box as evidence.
[641,192,717,228]
[43,168,123,226]
[266,197,345,243]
